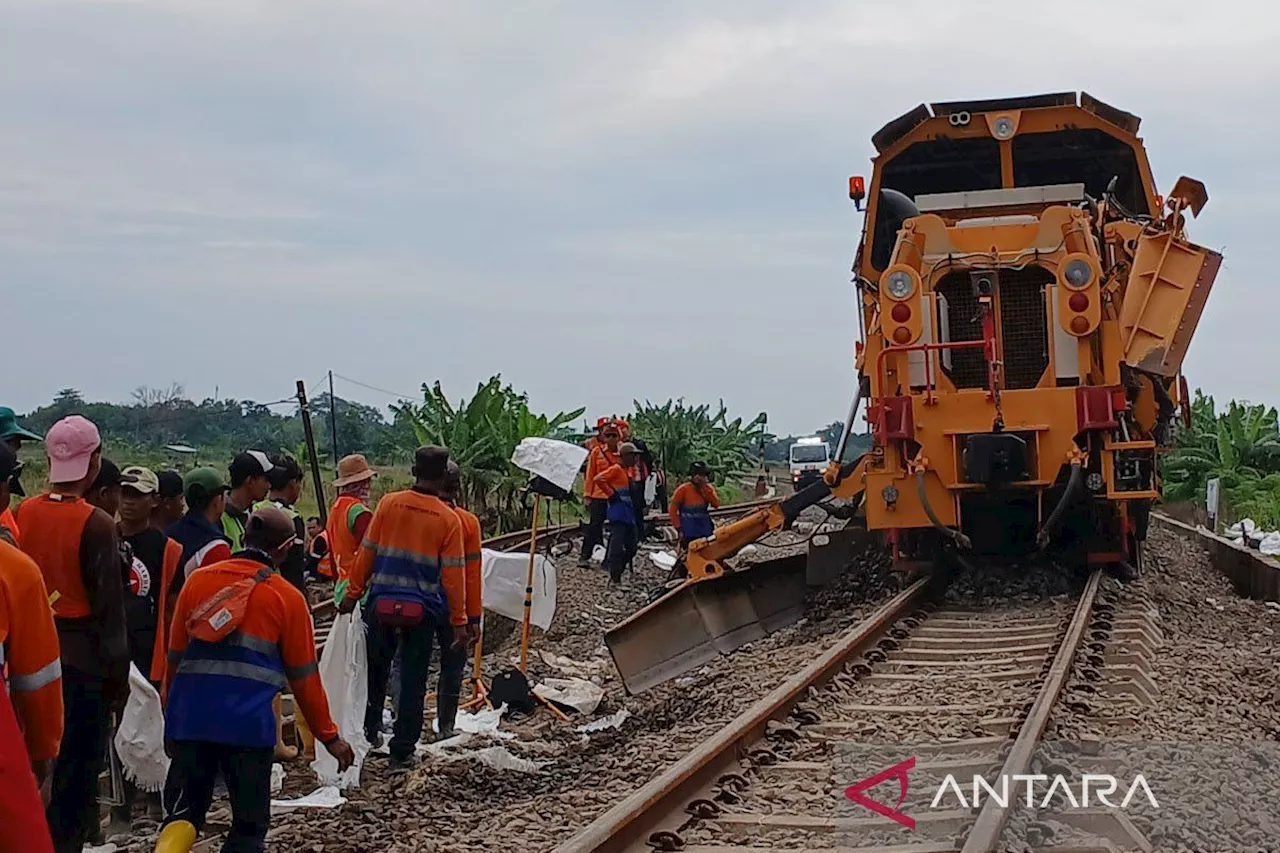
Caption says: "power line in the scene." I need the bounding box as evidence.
[331,372,420,402]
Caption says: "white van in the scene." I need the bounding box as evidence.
[788,437,830,489]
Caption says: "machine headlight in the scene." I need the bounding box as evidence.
[992,116,1016,140]
[1063,258,1093,289]
[885,270,915,300]
[1086,472,1104,492]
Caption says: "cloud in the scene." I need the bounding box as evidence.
[1,0,1275,434]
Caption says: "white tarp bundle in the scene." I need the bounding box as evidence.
[270,786,346,814]
[311,609,372,789]
[511,437,588,493]
[533,677,605,715]
[482,549,557,630]
[1227,518,1258,541]
[113,664,169,792]
[1259,531,1280,555]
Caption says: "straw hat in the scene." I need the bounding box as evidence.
[333,454,378,487]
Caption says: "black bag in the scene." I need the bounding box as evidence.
[489,668,536,714]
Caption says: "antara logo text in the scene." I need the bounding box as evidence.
[844,757,1160,830]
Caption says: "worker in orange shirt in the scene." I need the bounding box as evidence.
[0,679,54,853]
[0,407,40,545]
[670,461,721,548]
[157,507,354,853]
[439,461,481,738]
[327,455,376,606]
[593,442,639,584]
[339,446,467,769]
[0,441,63,805]
[579,421,621,567]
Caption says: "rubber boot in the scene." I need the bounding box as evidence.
[273,694,298,761]
[295,711,316,761]
[154,820,197,853]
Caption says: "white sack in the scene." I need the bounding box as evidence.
[650,551,677,571]
[431,704,513,740]
[270,786,346,814]
[533,677,604,715]
[311,610,372,789]
[1227,518,1258,540]
[511,437,589,493]
[482,549,557,630]
[270,763,285,794]
[113,664,169,792]
[578,709,631,733]
[1260,531,1280,556]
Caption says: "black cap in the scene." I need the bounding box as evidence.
[689,460,710,477]
[91,457,123,492]
[157,470,184,500]
[0,442,24,497]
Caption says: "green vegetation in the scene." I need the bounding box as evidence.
[626,399,768,484]
[392,376,585,534]
[1163,391,1280,528]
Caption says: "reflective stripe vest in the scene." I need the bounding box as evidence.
[452,506,483,625]
[310,531,334,578]
[0,506,18,546]
[149,539,183,685]
[326,496,365,584]
[670,482,719,542]
[0,678,54,853]
[0,539,64,761]
[165,557,336,747]
[15,494,95,619]
[583,446,620,500]
[594,464,635,524]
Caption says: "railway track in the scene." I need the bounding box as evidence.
[556,567,1122,853]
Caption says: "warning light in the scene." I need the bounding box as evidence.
[891,303,911,322]
[849,175,866,211]
[892,326,912,344]
[1070,316,1090,334]
[1068,292,1089,312]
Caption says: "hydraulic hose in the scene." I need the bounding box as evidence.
[1036,463,1085,550]
[915,470,971,550]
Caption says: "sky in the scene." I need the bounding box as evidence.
[2,0,1274,435]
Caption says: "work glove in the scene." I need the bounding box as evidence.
[337,595,357,615]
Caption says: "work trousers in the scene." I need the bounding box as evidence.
[47,667,107,853]
[364,606,436,761]
[604,521,638,583]
[162,741,273,853]
[579,497,608,561]
[630,482,648,538]
[433,621,467,735]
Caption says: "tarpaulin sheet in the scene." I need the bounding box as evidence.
[511,437,588,493]
[482,549,556,630]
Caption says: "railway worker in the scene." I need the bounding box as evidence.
[166,468,233,586]
[254,454,307,594]
[156,507,354,853]
[0,406,41,544]
[0,440,64,813]
[222,451,275,552]
[438,461,482,738]
[327,454,376,606]
[15,416,130,853]
[305,516,333,581]
[0,679,55,853]
[153,470,187,530]
[579,421,622,568]
[338,446,467,769]
[117,466,183,684]
[670,461,721,548]
[629,437,653,538]
[593,441,640,585]
[583,416,609,453]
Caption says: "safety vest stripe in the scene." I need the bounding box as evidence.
[441,557,465,569]
[464,552,482,562]
[9,659,61,693]
[371,545,442,571]
[225,631,280,658]
[176,658,288,689]
[369,570,442,596]
[284,661,318,680]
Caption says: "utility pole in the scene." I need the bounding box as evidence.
[297,380,328,525]
[328,370,340,477]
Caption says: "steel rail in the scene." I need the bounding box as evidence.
[555,577,934,853]
[959,567,1103,852]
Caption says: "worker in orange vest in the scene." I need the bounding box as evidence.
[0,678,54,853]
[157,507,354,853]
[16,416,130,853]
[305,516,333,580]
[579,421,621,567]
[0,441,63,808]
[0,407,40,545]
[439,461,482,738]
[593,442,640,584]
[327,454,377,605]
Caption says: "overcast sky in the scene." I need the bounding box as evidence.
[3,0,1272,435]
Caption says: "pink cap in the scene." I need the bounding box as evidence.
[46,416,102,483]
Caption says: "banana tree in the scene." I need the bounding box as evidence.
[392,376,584,533]
[627,399,768,485]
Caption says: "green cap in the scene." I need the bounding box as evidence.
[184,466,229,500]
[0,407,42,442]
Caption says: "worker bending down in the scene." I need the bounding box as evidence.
[670,461,721,547]
[157,507,353,853]
[339,446,469,769]
[594,442,639,584]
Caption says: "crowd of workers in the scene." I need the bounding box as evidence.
[579,417,720,584]
[0,404,725,852]
[0,406,486,853]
